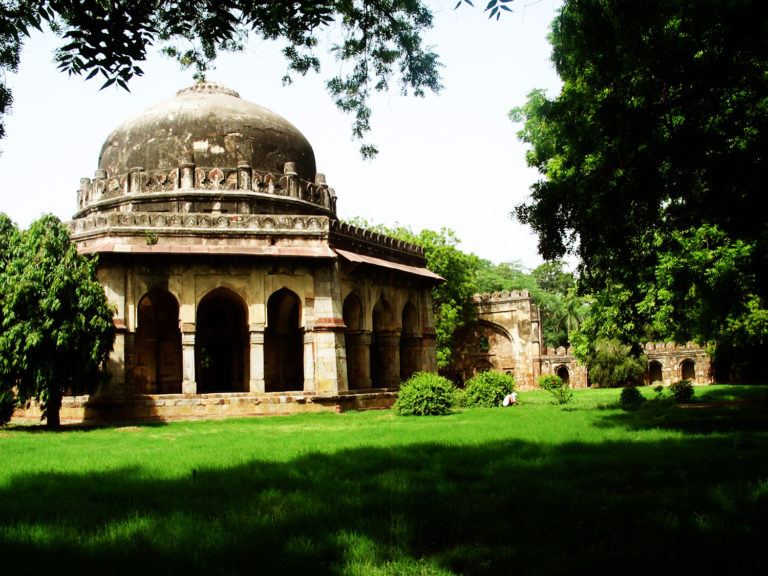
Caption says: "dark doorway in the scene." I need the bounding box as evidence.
[649,361,663,384]
[135,289,182,394]
[681,359,696,381]
[265,288,303,392]
[371,298,396,388]
[196,289,247,393]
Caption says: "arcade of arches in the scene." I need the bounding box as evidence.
[108,255,439,407]
[35,83,442,422]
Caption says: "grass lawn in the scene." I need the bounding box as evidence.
[1,384,767,575]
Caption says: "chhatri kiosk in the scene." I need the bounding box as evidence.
[64,82,440,420]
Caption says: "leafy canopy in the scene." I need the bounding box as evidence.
[0,214,115,427]
[512,0,767,376]
[0,0,512,156]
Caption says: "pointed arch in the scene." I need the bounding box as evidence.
[343,292,370,389]
[681,358,696,381]
[134,289,182,394]
[371,297,398,388]
[196,288,248,393]
[265,288,304,392]
[649,360,663,384]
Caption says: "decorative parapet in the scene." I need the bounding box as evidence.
[69,213,330,238]
[474,290,531,302]
[75,161,337,216]
[330,220,425,260]
[642,341,702,351]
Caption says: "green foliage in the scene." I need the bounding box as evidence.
[670,380,694,404]
[512,0,768,373]
[0,388,15,426]
[537,374,572,405]
[578,338,647,388]
[0,1,472,157]
[0,214,115,427]
[394,371,456,416]
[463,371,515,408]
[619,386,646,410]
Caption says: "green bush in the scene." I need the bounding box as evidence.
[670,379,694,403]
[619,386,646,410]
[464,371,516,408]
[0,389,15,426]
[537,374,573,405]
[394,372,457,416]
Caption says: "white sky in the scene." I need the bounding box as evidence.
[0,0,562,269]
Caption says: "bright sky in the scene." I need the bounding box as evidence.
[0,0,562,269]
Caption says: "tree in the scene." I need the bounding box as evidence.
[572,337,646,388]
[1,1,509,157]
[0,214,115,428]
[512,0,767,376]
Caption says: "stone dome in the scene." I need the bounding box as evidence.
[98,82,317,181]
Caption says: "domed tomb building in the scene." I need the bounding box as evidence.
[69,83,440,420]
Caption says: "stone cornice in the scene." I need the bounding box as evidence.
[70,213,330,241]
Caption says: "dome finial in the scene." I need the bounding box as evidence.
[177,82,240,98]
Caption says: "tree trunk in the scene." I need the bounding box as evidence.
[45,388,62,429]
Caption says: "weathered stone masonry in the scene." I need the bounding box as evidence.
[16,83,441,422]
[454,291,713,389]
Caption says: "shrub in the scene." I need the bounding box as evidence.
[585,339,647,387]
[0,389,15,426]
[394,372,456,416]
[453,386,468,408]
[538,374,573,405]
[670,379,694,403]
[464,371,516,408]
[619,386,646,410]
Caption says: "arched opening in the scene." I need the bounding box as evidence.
[371,298,397,388]
[400,301,420,381]
[681,358,696,381]
[134,289,182,394]
[343,293,370,389]
[556,365,570,384]
[265,288,303,392]
[196,289,248,393]
[649,361,663,384]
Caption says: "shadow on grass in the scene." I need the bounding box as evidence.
[595,395,768,436]
[2,431,768,575]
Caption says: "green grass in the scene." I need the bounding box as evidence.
[2,385,768,575]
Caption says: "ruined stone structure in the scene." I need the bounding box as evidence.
[451,291,543,389]
[25,83,442,421]
[455,291,713,389]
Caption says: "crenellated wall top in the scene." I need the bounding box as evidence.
[473,290,531,302]
[330,220,425,260]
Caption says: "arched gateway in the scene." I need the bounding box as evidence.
[57,82,442,422]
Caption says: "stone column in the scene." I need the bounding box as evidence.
[104,318,128,399]
[249,326,265,393]
[420,328,438,374]
[303,329,316,392]
[181,325,196,395]
[346,330,372,389]
[376,330,401,388]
